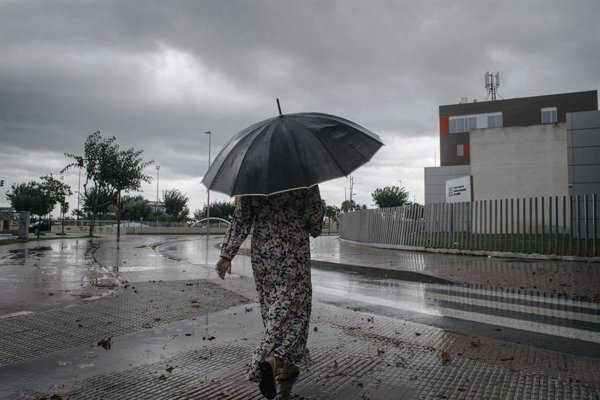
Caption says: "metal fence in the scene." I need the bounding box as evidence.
[339,194,600,257]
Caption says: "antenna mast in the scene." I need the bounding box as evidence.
[484,71,500,101]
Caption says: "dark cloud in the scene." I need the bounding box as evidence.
[1,0,599,212]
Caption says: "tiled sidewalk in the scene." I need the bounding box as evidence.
[0,235,598,399]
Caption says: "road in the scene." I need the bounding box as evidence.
[156,236,600,358]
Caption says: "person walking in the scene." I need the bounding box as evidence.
[215,185,325,399]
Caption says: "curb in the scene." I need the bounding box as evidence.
[310,260,453,285]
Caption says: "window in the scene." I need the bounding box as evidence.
[449,117,477,133]
[487,114,503,128]
[541,107,557,124]
[457,144,464,157]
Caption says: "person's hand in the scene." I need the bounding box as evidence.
[215,256,232,280]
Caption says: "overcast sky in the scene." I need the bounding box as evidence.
[1,0,599,217]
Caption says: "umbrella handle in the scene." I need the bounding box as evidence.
[276,98,283,116]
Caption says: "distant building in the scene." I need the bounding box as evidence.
[424,90,598,204]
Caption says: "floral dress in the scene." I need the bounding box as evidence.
[220,186,325,380]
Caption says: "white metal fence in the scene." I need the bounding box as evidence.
[339,195,600,257]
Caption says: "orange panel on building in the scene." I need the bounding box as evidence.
[439,116,449,134]
[464,143,470,156]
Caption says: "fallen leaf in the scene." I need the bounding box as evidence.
[166,366,175,373]
[415,332,422,336]
[57,361,70,367]
[377,348,385,355]
[154,317,161,322]
[221,390,232,397]
[440,351,451,363]
[313,326,318,332]
[97,337,112,350]
[159,374,167,380]
[470,339,481,347]
[203,336,216,341]
[245,307,253,313]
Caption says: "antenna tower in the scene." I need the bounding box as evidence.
[484,72,500,101]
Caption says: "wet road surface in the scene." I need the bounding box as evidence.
[157,237,600,357]
[0,239,117,315]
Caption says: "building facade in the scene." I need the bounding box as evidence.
[567,110,600,196]
[424,90,598,204]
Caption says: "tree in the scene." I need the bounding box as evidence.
[325,205,340,234]
[63,131,153,238]
[105,145,153,238]
[121,195,153,221]
[202,201,236,221]
[6,181,53,220]
[39,175,72,234]
[341,200,357,213]
[39,175,73,206]
[5,176,72,237]
[162,189,189,222]
[371,186,409,208]
[81,185,115,221]
[71,209,86,220]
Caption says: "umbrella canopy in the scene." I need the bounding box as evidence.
[202,112,383,196]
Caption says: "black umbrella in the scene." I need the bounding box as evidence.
[202,104,384,196]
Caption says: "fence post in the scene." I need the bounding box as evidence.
[541,197,545,254]
[594,194,598,257]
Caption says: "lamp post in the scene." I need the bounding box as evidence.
[61,174,65,235]
[75,156,84,222]
[205,131,212,246]
[155,165,160,225]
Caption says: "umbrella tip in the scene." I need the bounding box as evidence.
[276,98,283,116]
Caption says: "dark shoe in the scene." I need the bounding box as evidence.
[258,360,277,399]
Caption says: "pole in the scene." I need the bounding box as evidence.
[156,165,160,225]
[77,166,81,221]
[205,131,212,247]
[61,175,65,235]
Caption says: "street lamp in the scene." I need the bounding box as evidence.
[75,156,84,222]
[155,165,160,225]
[205,131,212,245]
[60,175,65,235]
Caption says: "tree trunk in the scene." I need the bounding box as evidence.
[89,212,97,237]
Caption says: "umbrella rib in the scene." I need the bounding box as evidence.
[310,128,357,176]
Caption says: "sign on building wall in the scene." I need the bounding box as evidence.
[446,175,473,203]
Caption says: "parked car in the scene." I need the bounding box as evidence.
[29,220,52,233]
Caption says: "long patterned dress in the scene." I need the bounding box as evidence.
[220,186,325,380]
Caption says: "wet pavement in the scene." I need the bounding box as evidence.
[0,239,117,314]
[313,236,600,301]
[0,234,599,399]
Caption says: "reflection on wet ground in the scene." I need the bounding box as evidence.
[1,235,597,352]
[312,236,600,301]
[156,238,600,348]
[314,270,600,344]
[0,239,117,315]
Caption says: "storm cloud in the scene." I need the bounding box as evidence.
[1,0,598,213]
